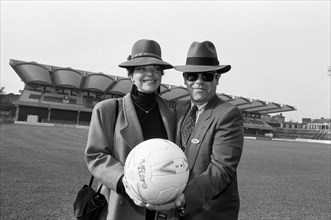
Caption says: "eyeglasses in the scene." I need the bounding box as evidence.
[184,72,217,82]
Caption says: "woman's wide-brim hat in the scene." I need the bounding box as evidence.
[174,41,231,74]
[119,39,173,70]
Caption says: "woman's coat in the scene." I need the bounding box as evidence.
[85,93,177,220]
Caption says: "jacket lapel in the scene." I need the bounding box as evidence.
[119,94,144,149]
[156,96,175,142]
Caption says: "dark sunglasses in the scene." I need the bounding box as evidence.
[184,72,217,82]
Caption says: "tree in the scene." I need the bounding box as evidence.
[0,87,5,95]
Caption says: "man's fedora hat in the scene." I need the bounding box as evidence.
[174,41,231,73]
[119,39,173,70]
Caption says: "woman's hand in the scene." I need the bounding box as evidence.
[122,175,147,207]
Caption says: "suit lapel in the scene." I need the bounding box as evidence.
[185,96,219,171]
[186,110,214,171]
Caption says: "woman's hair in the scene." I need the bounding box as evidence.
[126,67,135,76]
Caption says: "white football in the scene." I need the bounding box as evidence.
[123,138,189,205]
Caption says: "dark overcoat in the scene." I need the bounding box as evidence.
[175,95,244,220]
[85,93,177,220]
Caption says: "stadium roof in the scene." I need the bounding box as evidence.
[9,59,297,115]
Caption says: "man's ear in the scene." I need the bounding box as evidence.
[182,73,186,84]
[215,73,221,85]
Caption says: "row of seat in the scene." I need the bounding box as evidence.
[23,91,99,108]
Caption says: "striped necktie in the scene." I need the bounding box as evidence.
[181,105,198,150]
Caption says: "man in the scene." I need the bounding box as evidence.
[147,41,244,220]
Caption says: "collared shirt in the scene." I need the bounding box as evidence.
[191,102,208,122]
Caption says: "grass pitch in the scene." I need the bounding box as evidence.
[1,124,90,220]
[0,124,330,219]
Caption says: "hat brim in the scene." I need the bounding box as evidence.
[119,57,173,70]
[174,65,231,74]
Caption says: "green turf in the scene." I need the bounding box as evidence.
[0,124,330,219]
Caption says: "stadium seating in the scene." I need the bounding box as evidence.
[8,59,329,140]
[20,90,42,103]
[272,128,330,140]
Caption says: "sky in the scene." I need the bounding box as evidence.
[1,0,330,122]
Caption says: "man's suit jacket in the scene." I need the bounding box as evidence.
[175,95,244,220]
[85,93,177,220]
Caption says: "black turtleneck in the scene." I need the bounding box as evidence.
[130,87,167,220]
[131,88,168,141]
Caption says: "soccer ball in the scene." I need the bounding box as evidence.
[123,138,189,205]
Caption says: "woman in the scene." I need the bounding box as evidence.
[85,39,177,220]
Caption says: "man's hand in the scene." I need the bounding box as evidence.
[146,193,185,211]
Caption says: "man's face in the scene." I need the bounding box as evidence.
[183,71,220,105]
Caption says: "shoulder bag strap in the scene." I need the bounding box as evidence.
[89,175,94,187]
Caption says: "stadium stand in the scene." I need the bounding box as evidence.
[272,128,331,140]
[7,59,329,141]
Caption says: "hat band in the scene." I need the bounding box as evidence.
[186,57,219,66]
[129,52,162,60]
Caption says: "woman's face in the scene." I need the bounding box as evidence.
[130,65,162,93]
